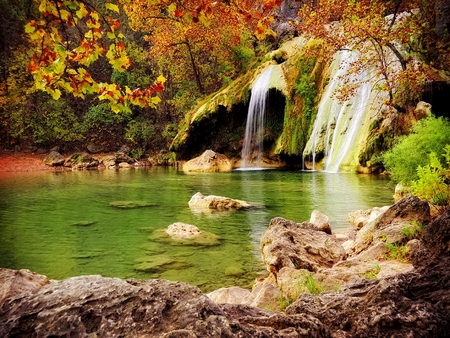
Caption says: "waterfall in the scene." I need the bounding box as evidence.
[241,66,274,168]
[303,50,373,172]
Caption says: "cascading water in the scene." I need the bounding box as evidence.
[241,66,274,168]
[303,50,374,172]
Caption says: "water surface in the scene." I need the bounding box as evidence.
[0,168,393,292]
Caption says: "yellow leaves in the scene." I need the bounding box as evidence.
[25,21,36,34]
[51,89,62,100]
[105,3,120,13]
[157,75,167,84]
[76,3,88,19]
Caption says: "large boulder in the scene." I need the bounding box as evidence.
[183,150,233,173]
[188,192,261,212]
[43,151,65,166]
[260,217,347,275]
[0,275,330,337]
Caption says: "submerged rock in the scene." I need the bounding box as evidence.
[70,221,97,227]
[183,149,233,173]
[133,256,191,273]
[189,192,261,213]
[109,201,158,209]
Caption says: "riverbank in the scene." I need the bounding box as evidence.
[0,152,52,172]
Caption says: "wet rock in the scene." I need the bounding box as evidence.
[260,217,347,275]
[183,149,232,173]
[0,275,330,337]
[109,201,158,209]
[188,192,261,213]
[0,269,51,307]
[43,151,65,166]
[64,152,99,169]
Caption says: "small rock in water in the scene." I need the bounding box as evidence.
[150,222,221,246]
[109,201,158,209]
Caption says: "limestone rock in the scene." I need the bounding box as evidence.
[183,149,232,173]
[43,151,65,166]
[165,222,202,239]
[188,192,261,212]
[64,152,99,169]
[155,222,221,246]
[207,286,253,305]
[0,269,50,307]
[0,275,330,337]
[375,194,431,229]
[310,210,332,234]
[260,217,347,274]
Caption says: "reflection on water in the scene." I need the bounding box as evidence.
[0,168,394,292]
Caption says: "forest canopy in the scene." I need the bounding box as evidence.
[0,0,449,158]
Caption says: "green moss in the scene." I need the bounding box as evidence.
[274,54,321,156]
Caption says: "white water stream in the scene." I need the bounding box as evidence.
[241,66,275,168]
[303,50,373,172]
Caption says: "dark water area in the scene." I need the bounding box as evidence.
[0,168,394,292]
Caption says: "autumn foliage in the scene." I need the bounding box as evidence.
[295,0,446,111]
[25,0,166,113]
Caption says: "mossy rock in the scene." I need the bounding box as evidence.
[109,201,158,209]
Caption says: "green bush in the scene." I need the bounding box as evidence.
[411,146,450,209]
[383,116,450,184]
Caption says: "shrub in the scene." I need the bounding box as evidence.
[383,116,450,184]
[411,146,450,210]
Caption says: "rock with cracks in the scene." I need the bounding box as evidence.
[0,275,330,337]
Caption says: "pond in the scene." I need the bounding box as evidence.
[0,168,394,292]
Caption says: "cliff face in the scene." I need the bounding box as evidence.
[170,36,424,171]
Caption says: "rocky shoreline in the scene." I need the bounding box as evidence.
[1,194,449,337]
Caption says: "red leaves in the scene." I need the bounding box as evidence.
[28,60,38,72]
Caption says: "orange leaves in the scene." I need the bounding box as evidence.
[296,0,436,109]
[25,0,165,113]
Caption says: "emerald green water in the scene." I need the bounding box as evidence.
[0,168,393,292]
